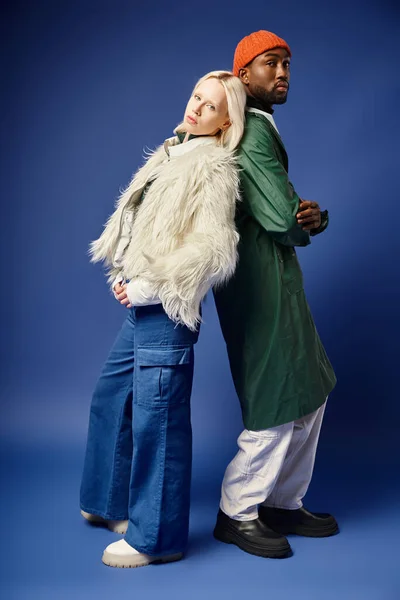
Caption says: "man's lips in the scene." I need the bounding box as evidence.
[187,115,197,124]
[275,82,288,91]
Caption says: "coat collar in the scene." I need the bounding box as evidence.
[167,135,217,158]
[246,107,287,160]
[246,107,279,133]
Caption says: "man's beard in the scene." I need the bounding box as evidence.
[252,84,289,109]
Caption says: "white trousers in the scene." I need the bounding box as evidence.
[220,402,326,520]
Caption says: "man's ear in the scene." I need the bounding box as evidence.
[239,68,250,85]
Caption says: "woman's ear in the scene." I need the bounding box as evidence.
[221,120,231,131]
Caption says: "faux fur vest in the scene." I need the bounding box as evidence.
[90,136,240,330]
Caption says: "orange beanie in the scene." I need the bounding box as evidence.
[233,30,291,76]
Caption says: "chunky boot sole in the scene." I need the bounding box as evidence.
[273,520,339,538]
[81,510,128,535]
[258,507,340,538]
[213,523,291,559]
[107,520,128,535]
[102,551,183,569]
[81,510,104,524]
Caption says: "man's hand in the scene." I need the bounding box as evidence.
[296,200,321,231]
[114,282,132,308]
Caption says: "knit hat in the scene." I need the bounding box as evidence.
[233,30,291,76]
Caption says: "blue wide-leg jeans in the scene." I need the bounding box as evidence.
[80,304,199,556]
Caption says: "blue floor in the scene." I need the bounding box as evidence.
[1,429,399,600]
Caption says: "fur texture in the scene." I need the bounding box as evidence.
[90,138,240,330]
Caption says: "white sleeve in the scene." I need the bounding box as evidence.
[126,278,161,306]
[111,273,125,299]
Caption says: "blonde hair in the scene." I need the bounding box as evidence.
[175,70,247,152]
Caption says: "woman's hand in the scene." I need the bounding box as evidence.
[296,200,322,231]
[113,282,132,308]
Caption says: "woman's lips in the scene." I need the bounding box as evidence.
[186,115,197,124]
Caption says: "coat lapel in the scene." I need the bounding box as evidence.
[246,107,289,171]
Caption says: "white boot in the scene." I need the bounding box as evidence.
[80,510,128,535]
[102,539,183,569]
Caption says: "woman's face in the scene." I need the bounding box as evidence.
[183,78,230,137]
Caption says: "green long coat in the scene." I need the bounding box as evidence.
[213,109,336,430]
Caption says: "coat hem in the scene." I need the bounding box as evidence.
[242,394,330,431]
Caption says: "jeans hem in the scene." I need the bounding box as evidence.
[80,505,129,521]
[124,535,185,557]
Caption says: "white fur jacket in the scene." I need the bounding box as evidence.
[90,135,240,331]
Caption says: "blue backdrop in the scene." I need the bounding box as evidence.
[1,1,399,599]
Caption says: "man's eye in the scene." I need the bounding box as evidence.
[284,62,291,69]
[266,61,276,67]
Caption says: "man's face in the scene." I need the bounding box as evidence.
[239,47,291,107]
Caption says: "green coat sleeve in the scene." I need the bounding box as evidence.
[239,115,310,247]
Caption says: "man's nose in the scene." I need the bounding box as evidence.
[276,63,287,80]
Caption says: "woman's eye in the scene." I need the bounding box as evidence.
[207,104,215,111]
[194,95,201,101]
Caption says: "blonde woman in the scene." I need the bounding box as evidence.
[80,71,246,568]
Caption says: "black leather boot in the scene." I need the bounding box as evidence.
[259,506,339,537]
[213,509,292,558]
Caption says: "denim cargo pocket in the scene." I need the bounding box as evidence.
[135,346,193,408]
[276,245,304,295]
